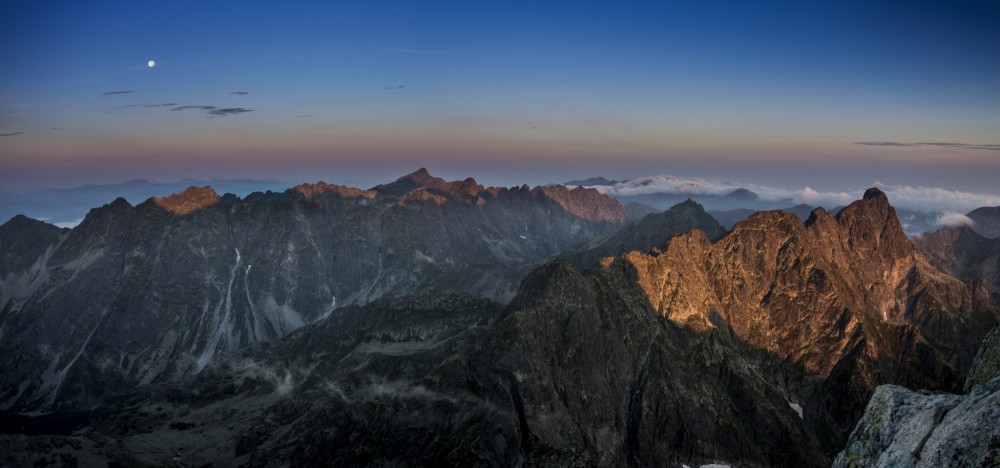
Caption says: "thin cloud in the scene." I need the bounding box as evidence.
[0,131,24,137]
[62,156,118,162]
[172,105,216,111]
[208,107,254,116]
[101,90,133,95]
[294,114,316,118]
[854,141,1000,151]
[230,91,249,95]
[384,84,405,90]
[121,103,177,108]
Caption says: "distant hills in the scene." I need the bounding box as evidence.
[0,179,290,226]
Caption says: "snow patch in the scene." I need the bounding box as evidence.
[789,401,803,419]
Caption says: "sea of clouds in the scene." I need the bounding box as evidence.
[578,175,1000,227]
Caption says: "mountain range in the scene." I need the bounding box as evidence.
[0,172,998,466]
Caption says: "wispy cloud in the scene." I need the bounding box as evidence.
[294,114,316,118]
[172,105,216,111]
[121,103,177,108]
[854,141,1000,151]
[230,91,249,95]
[379,47,465,55]
[101,90,134,95]
[208,107,254,116]
[0,131,24,137]
[384,84,405,90]
[164,104,254,117]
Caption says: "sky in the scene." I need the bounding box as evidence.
[1,0,999,193]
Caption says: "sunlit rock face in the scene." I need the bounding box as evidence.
[606,188,999,452]
[0,169,627,412]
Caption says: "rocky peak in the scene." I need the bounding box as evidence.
[152,186,221,216]
[1,214,59,231]
[370,168,446,195]
[536,185,628,223]
[293,181,376,200]
[836,186,912,262]
[863,187,886,200]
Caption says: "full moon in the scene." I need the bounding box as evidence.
[147,60,155,68]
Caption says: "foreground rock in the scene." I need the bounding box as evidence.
[834,326,1000,467]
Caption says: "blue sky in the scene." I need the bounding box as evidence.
[1,0,998,192]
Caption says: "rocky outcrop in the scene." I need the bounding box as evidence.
[834,326,1000,467]
[559,199,726,270]
[966,326,1000,392]
[536,184,629,223]
[0,170,628,412]
[151,186,221,215]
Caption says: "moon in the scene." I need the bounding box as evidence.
[147,60,156,68]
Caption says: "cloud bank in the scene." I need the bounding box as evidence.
[578,175,1000,215]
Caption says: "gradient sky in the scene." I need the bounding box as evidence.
[1,0,999,193]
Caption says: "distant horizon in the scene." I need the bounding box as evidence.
[3,1,999,196]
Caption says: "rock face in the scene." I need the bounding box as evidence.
[914,226,1000,304]
[559,199,727,270]
[833,326,1000,468]
[611,188,999,452]
[968,206,1000,238]
[0,170,627,412]
[622,201,658,220]
[2,280,826,467]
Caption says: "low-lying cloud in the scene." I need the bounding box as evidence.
[854,141,1000,151]
[936,212,975,228]
[578,174,1000,215]
[101,90,133,95]
[230,91,249,95]
[0,131,23,137]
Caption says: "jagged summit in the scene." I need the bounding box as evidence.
[151,186,221,215]
[293,181,376,200]
[370,168,446,195]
